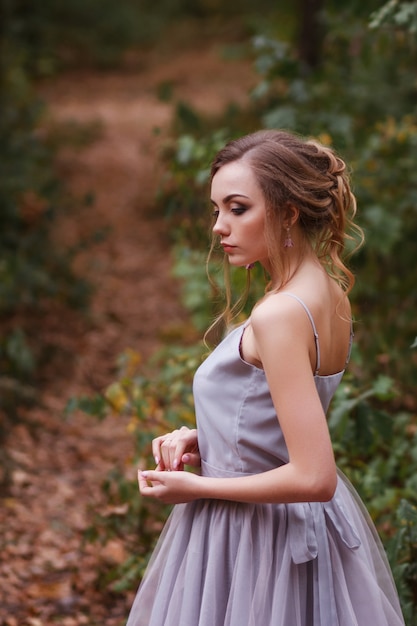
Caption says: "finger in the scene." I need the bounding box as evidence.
[138,470,161,494]
[152,436,166,469]
[138,470,151,494]
[154,435,175,470]
[172,441,186,470]
[181,452,201,467]
[172,429,195,469]
[140,470,163,485]
[160,439,174,470]
[161,431,184,470]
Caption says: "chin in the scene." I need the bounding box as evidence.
[230,257,248,267]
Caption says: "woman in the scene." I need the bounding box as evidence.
[126,130,404,625]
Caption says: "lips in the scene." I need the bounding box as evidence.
[221,243,236,252]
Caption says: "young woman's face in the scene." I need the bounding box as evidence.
[210,160,270,269]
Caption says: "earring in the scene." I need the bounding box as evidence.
[284,226,294,248]
[245,263,255,270]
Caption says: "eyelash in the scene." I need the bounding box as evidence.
[212,207,247,218]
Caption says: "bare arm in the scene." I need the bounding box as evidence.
[139,299,337,505]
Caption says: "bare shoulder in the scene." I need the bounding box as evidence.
[249,278,352,375]
[246,292,318,376]
[250,293,312,341]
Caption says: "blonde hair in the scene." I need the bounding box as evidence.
[206,129,364,339]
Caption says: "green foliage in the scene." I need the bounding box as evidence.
[0,329,35,379]
[1,0,164,73]
[1,0,287,76]
[172,245,266,333]
[349,116,417,380]
[326,365,417,619]
[68,342,205,586]
[172,247,213,331]
[84,465,168,593]
[157,130,229,246]
[387,500,417,625]
[0,53,90,399]
[370,0,417,34]
[329,373,416,506]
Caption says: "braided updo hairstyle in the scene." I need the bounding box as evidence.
[210,129,364,296]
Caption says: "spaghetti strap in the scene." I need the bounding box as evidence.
[281,291,354,376]
[280,292,354,374]
[280,292,321,375]
[346,321,354,365]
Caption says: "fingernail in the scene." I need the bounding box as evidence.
[182,454,190,463]
[173,459,178,469]
[141,470,149,477]
[154,456,159,465]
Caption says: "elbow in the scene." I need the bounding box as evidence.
[301,466,337,502]
[311,471,337,502]
[286,461,338,502]
[316,480,337,502]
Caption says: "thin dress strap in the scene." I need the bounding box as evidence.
[280,292,321,375]
[280,292,353,375]
[341,316,354,368]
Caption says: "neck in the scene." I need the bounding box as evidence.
[266,243,321,292]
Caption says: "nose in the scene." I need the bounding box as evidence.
[212,212,230,236]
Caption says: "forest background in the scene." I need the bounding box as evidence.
[1,0,417,624]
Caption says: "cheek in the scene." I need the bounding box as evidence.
[252,217,266,241]
[255,223,268,254]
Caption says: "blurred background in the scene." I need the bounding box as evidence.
[1,1,417,624]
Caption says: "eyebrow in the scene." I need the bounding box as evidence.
[210,193,250,207]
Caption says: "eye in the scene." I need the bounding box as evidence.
[212,209,219,219]
[231,207,247,215]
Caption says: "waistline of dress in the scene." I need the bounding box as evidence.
[201,459,362,564]
[201,458,279,478]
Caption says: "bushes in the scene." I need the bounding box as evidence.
[1,0,286,75]
[0,56,90,392]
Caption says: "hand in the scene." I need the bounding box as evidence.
[138,468,202,504]
[152,426,200,472]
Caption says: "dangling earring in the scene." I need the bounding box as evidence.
[245,263,255,270]
[284,226,294,248]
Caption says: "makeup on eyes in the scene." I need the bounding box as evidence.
[231,207,248,215]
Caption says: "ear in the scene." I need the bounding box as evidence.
[284,204,299,227]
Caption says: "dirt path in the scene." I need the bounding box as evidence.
[0,43,256,625]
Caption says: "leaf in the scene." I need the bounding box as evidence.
[398,498,417,525]
[372,375,396,400]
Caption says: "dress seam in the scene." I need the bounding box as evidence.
[235,368,262,473]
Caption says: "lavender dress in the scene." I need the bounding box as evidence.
[126,294,404,626]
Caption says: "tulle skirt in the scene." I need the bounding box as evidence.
[126,472,404,626]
